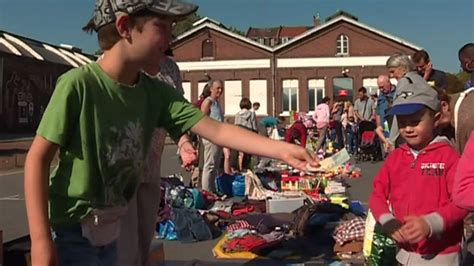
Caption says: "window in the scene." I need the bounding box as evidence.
[281,37,289,44]
[390,78,398,86]
[308,79,325,113]
[181,82,192,102]
[224,80,242,115]
[249,80,268,115]
[198,82,208,97]
[363,78,379,96]
[270,38,275,47]
[282,79,299,114]
[336,34,349,55]
[333,77,353,99]
[202,39,214,58]
[264,38,271,46]
[259,38,265,45]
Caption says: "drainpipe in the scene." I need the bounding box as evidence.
[271,53,276,117]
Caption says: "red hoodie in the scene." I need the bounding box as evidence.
[453,130,474,210]
[369,138,468,255]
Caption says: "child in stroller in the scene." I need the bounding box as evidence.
[356,120,382,162]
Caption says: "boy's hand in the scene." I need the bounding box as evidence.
[179,141,197,171]
[31,238,58,266]
[391,228,408,243]
[401,216,430,244]
[280,144,319,170]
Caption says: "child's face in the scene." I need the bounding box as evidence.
[397,108,437,150]
[130,16,172,65]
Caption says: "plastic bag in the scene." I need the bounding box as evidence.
[366,222,397,265]
[270,127,282,140]
[232,174,246,197]
[157,220,178,240]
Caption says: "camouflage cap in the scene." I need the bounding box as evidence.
[93,0,198,31]
[388,73,440,116]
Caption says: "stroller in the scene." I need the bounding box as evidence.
[355,121,382,162]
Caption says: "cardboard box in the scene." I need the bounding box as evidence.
[266,197,305,213]
[147,242,164,266]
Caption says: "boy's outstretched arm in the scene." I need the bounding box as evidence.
[190,116,318,170]
[24,136,59,266]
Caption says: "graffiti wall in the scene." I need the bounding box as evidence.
[0,53,71,133]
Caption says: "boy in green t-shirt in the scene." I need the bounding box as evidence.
[24,1,318,265]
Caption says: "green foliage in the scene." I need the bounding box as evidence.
[173,12,202,37]
[228,26,245,36]
[446,70,471,94]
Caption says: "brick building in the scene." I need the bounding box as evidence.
[171,11,421,117]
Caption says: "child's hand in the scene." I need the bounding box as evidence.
[391,228,408,243]
[280,144,319,170]
[179,141,197,171]
[401,216,431,244]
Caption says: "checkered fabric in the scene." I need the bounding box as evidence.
[333,217,365,245]
[226,220,254,233]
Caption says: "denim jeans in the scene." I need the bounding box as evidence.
[345,125,357,154]
[53,225,117,266]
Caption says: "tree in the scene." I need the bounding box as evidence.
[173,12,202,37]
[446,73,464,94]
[445,70,471,94]
[228,26,245,36]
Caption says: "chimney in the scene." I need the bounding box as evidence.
[313,13,321,27]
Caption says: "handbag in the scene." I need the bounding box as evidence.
[80,206,128,247]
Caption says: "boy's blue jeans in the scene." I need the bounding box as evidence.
[53,225,117,266]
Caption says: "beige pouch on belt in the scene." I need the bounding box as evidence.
[80,206,128,247]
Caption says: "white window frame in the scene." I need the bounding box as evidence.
[281,79,299,116]
[181,81,192,102]
[249,79,268,115]
[224,80,243,116]
[336,34,349,56]
[390,78,398,86]
[362,78,379,96]
[198,82,207,97]
[308,79,325,115]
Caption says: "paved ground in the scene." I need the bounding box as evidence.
[0,140,382,265]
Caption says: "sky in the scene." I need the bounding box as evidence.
[0,0,473,73]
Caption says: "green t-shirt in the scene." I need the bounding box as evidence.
[37,62,204,229]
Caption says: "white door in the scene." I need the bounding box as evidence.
[182,81,191,102]
[249,79,268,115]
[224,80,242,116]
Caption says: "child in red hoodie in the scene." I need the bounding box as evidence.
[369,76,468,265]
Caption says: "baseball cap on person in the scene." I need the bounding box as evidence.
[388,76,440,116]
[93,0,198,31]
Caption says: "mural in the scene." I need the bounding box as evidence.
[3,70,55,132]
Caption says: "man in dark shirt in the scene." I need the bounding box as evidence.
[412,49,447,91]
